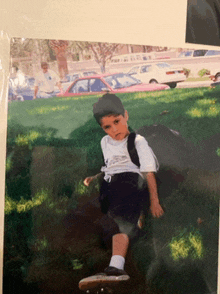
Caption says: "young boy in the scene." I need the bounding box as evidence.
[83,93,164,279]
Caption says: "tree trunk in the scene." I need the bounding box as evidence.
[49,40,69,79]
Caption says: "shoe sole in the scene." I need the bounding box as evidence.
[79,274,130,291]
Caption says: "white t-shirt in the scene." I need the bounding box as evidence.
[34,69,59,92]
[101,134,159,182]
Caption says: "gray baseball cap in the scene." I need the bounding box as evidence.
[93,93,125,124]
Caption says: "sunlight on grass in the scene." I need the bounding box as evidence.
[6,153,14,172]
[207,106,220,117]
[133,92,148,99]
[170,238,190,259]
[71,259,83,270]
[15,131,41,147]
[188,233,203,258]
[5,190,49,215]
[187,106,220,118]
[47,196,70,214]
[27,105,70,115]
[75,180,88,195]
[169,230,204,261]
[187,98,220,118]
[5,195,17,215]
[57,94,102,102]
[15,134,30,146]
[187,108,205,118]
[34,236,49,251]
[196,99,217,105]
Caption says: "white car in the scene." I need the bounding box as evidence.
[127,62,186,88]
[204,50,220,57]
[178,50,208,58]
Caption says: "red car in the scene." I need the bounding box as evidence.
[57,73,169,97]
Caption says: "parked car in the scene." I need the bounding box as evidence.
[127,62,186,88]
[8,75,61,102]
[61,71,98,91]
[57,73,169,97]
[178,50,208,58]
[110,53,155,64]
[8,76,36,101]
[204,50,220,56]
[82,71,98,76]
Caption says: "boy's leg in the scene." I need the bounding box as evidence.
[106,233,129,271]
[103,233,129,276]
[112,233,129,257]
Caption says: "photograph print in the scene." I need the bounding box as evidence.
[4,37,220,294]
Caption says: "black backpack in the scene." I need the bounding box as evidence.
[127,132,141,168]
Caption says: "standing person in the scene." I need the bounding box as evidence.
[33,62,63,99]
[83,93,164,282]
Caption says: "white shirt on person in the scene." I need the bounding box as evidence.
[101,134,159,182]
[34,69,59,93]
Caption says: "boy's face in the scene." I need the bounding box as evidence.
[100,111,129,141]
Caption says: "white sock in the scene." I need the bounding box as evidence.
[109,255,125,270]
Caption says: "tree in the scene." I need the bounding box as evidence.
[83,42,122,73]
[49,40,69,79]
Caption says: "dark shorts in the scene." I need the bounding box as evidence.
[99,172,150,238]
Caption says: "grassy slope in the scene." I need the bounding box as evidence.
[6,87,220,292]
[7,86,220,144]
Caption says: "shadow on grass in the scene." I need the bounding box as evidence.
[4,89,220,293]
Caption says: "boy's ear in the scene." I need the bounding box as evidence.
[124,110,129,121]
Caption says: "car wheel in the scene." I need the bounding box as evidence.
[167,82,177,89]
[150,79,158,84]
[215,73,220,81]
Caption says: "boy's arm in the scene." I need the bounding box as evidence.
[84,172,104,186]
[142,172,164,218]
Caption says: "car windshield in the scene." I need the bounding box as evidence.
[156,63,171,69]
[103,73,141,89]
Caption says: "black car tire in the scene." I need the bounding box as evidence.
[167,82,177,89]
[150,79,158,84]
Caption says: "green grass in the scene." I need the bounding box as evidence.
[7,87,220,145]
[5,87,220,292]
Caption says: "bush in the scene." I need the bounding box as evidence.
[198,68,210,77]
[183,68,191,78]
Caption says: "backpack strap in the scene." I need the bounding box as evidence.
[127,133,140,167]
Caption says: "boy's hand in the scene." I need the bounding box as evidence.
[83,176,95,187]
[150,201,164,218]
